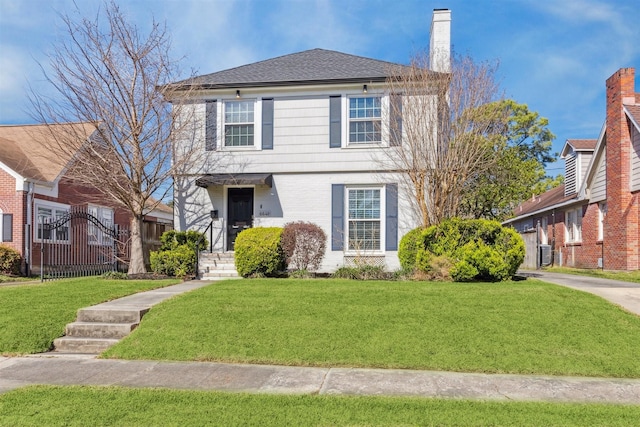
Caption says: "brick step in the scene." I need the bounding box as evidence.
[53,337,120,353]
[65,321,138,339]
[77,307,149,324]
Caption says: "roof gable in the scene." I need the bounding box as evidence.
[0,123,94,183]
[178,48,413,89]
[560,139,597,157]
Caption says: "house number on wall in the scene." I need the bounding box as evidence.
[259,210,271,217]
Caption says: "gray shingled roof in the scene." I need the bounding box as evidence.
[176,48,412,88]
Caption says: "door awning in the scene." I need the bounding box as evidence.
[195,173,273,188]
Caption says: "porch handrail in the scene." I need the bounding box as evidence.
[194,219,224,279]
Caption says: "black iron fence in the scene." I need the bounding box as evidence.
[37,207,130,280]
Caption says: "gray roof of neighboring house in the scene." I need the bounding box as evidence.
[175,48,415,89]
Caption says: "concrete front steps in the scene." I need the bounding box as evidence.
[199,252,240,280]
[53,307,149,354]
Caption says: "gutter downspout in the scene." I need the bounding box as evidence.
[25,181,34,276]
[551,209,556,267]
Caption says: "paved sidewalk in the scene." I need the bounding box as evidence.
[1,356,639,404]
[520,270,640,316]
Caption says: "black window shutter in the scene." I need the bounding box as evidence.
[262,98,274,150]
[389,93,402,146]
[2,214,12,242]
[331,184,345,251]
[385,184,398,251]
[205,100,217,151]
[329,96,342,148]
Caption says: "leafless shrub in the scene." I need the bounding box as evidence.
[281,222,327,272]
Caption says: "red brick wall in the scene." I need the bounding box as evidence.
[604,68,639,270]
[0,168,26,257]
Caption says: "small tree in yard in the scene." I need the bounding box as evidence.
[28,1,204,275]
[385,52,555,226]
[281,222,327,272]
[385,52,504,228]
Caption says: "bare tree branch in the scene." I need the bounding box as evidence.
[28,0,204,274]
[384,51,505,227]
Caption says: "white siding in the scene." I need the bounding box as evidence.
[179,96,406,175]
[579,152,592,190]
[631,125,640,191]
[591,150,607,202]
[176,171,417,272]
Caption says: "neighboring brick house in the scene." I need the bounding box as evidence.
[0,123,173,275]
[505,68,640,270]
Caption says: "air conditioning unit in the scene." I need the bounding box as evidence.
[539,245,552,266]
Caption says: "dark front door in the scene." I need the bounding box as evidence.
[227,188,254,250]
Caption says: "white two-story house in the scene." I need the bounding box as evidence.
[172,10,451,273]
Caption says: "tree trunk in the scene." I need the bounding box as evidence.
[128,215,146,275]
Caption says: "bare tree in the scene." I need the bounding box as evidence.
[385,52,506,228]
[29,1,201,274]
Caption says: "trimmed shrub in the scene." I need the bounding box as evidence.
[0,245,22,275]
[403,218,524,282]
[150,245,196,278]
[159,230,208,251]
[281,221,327,271]
[150,230,206,278]
[332,265,389,280]
[398,227,424,271]
[234,227,285,278]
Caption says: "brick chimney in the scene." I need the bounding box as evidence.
[604,68,638,270]
[430,9,451,73]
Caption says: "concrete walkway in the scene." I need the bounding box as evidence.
[520,270,640,316]
[1,356,639,404]
[1,273,640,404]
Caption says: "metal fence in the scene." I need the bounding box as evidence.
[37,207,130,280]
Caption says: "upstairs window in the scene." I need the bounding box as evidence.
[349,97,381,144]
[224,101,254,147]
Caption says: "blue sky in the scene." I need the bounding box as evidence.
[1,0,639,176]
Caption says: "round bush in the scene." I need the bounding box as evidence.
[234,227,285,277]
[0,245,22,275]
[398,227,425,271]
[418,218,525,282]
[150,245,196,278]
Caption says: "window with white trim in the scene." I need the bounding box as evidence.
[349,96,381,144]
[224,100,254,147]
[565,207,582,243]
[598,202,607,241]
[347,187,382,251]
[36,203,70,242]
[88,205,114,246]
[540,216,548,245]
[0,211,12,242]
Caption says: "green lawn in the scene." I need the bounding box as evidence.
[104,278,640,378]
[0,385,638,427]
[544,266,640,283]
[0,277,179,355]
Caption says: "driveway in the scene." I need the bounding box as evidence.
[520,270,640,316]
